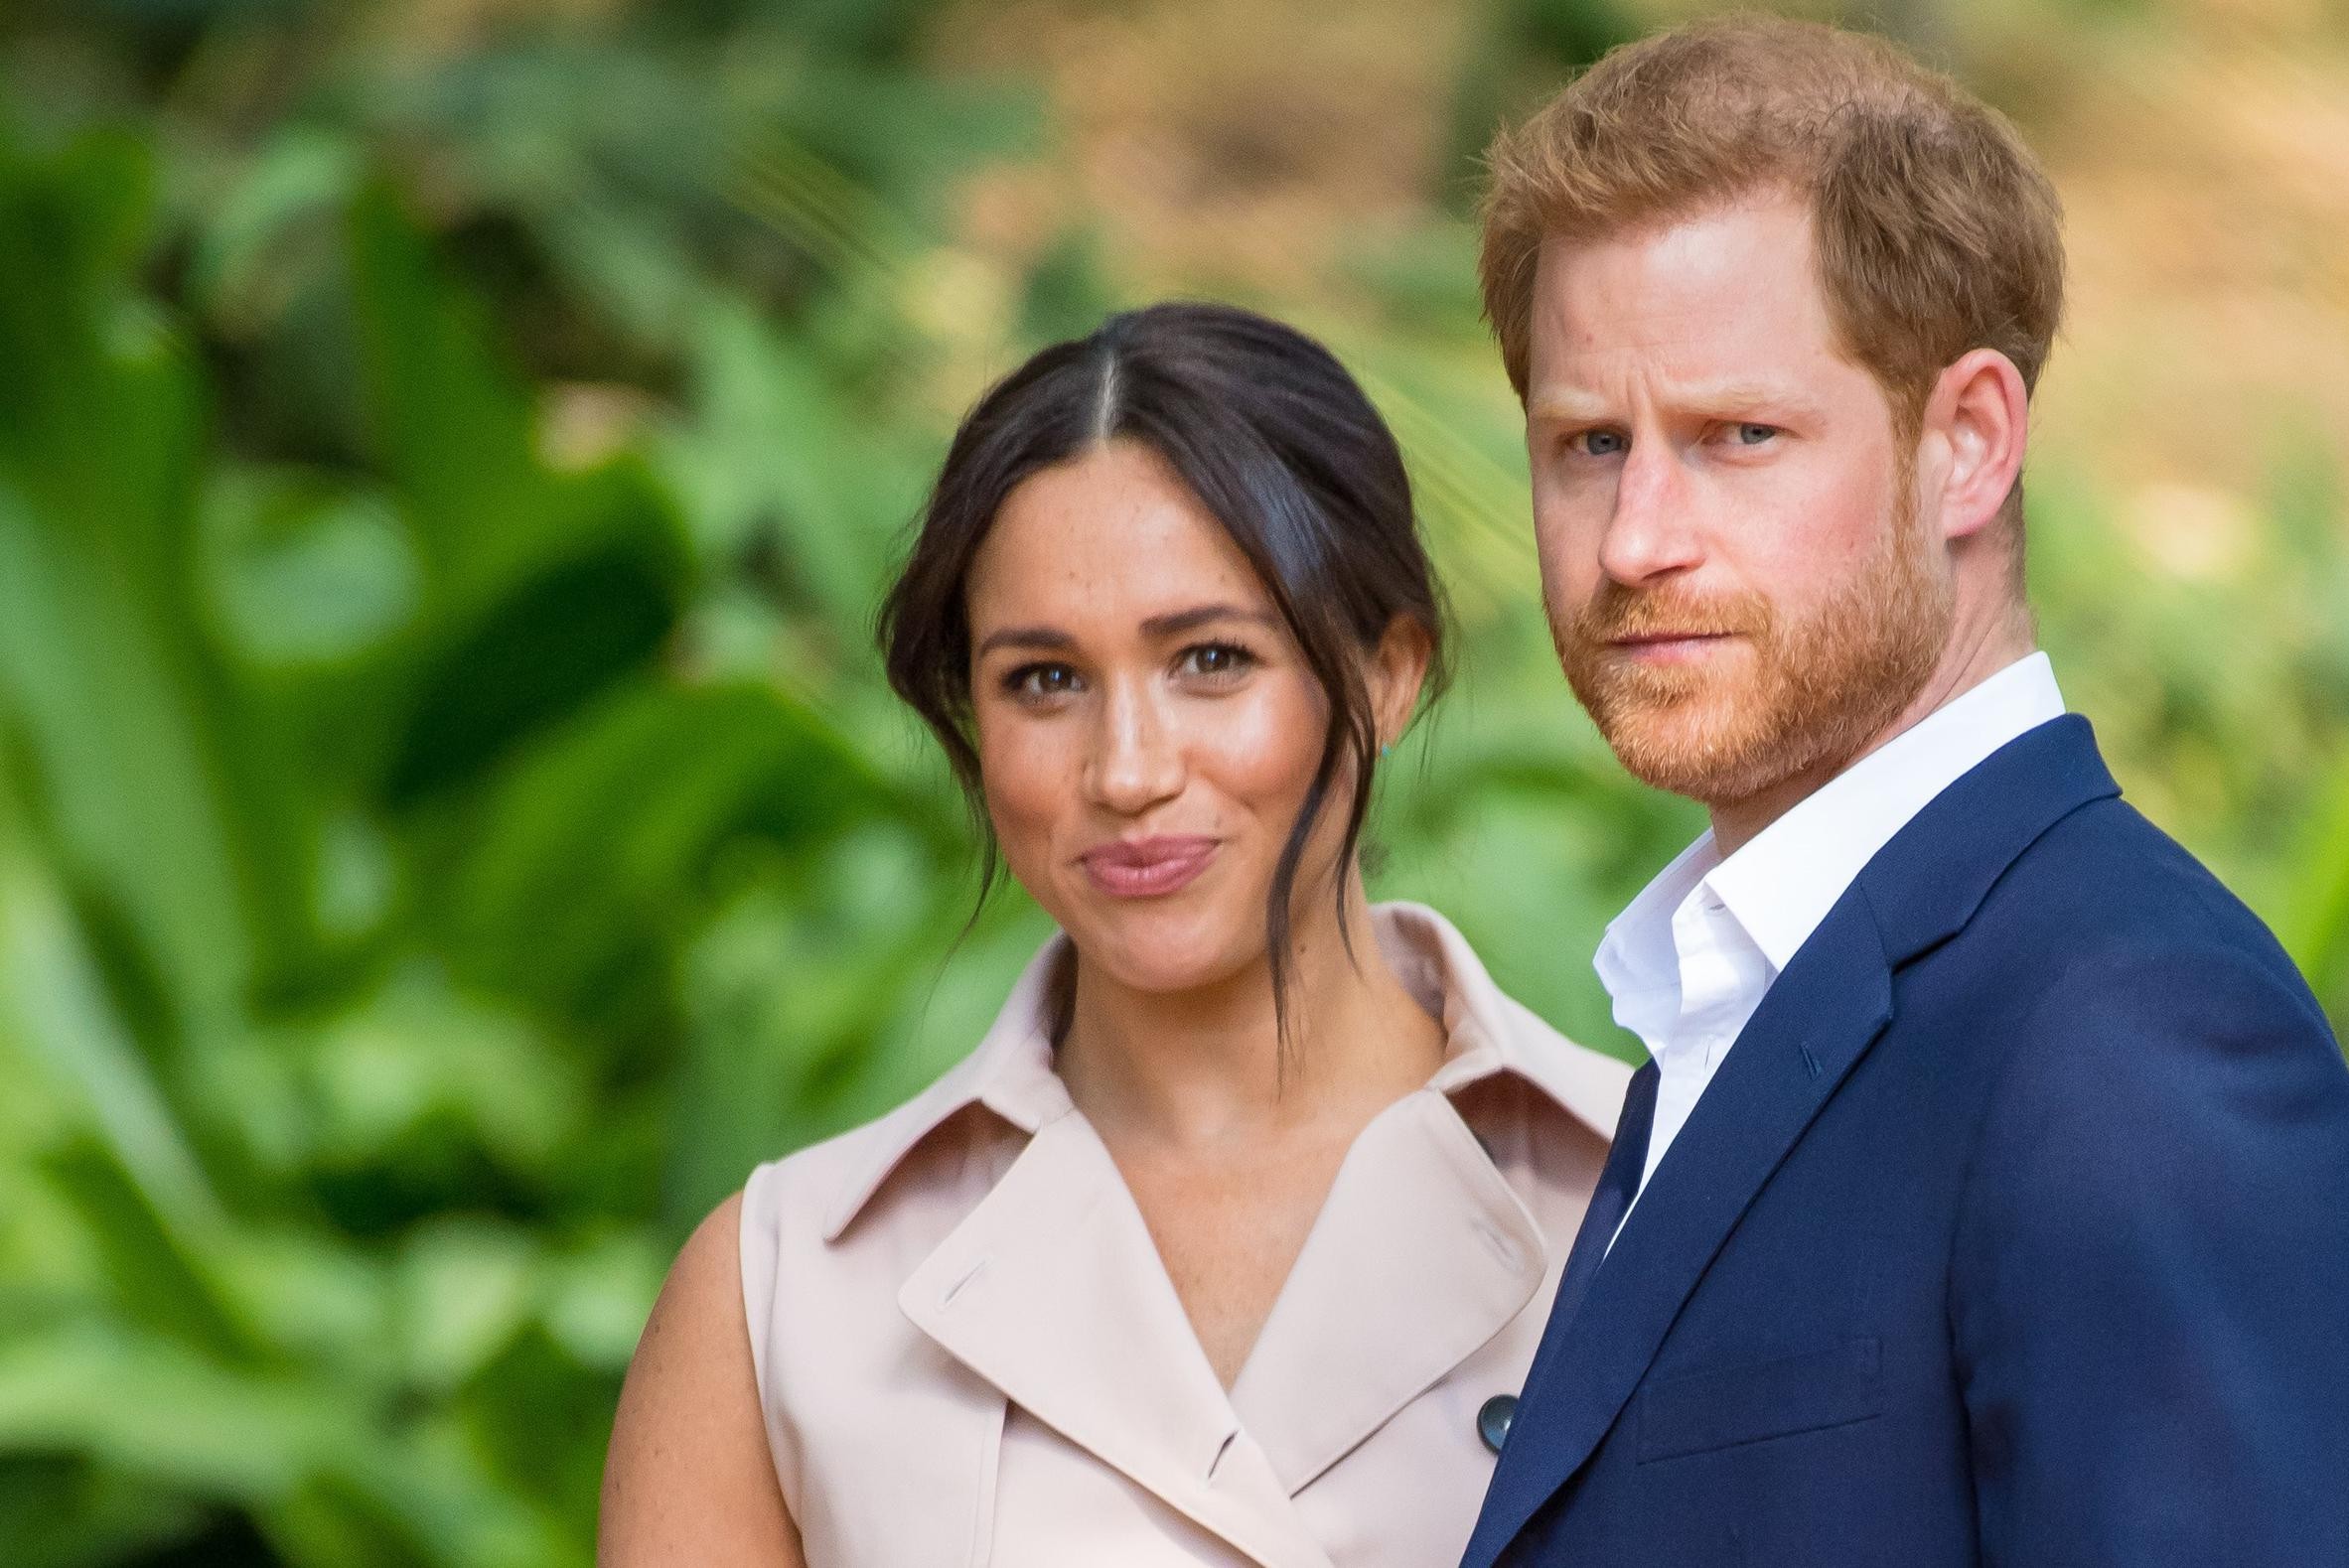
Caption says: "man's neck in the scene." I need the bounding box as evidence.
[1709,608,2038,858]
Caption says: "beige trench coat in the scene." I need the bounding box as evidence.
[739,902,1632,1566]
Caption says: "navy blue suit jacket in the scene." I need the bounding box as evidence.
[1465,715,2349,1568]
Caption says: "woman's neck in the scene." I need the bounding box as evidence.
[1055,882,1448,1154]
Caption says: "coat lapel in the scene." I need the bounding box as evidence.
[1229,1088,1550,1494]
[899,1109,1337,1568]
[1462,714,2126,1568]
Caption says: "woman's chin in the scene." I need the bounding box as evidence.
[1063,908,1255,999]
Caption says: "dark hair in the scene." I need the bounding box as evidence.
[877,301,1450,1045]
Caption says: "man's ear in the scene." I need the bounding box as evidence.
[1921,348,2029,543]
[1369,616,1434,752]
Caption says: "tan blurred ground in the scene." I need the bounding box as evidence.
[937,0,2349,557]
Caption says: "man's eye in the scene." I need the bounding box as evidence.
[1571,429,1628,458]
[1732,422,1779,446]
[1005,663,1081,698]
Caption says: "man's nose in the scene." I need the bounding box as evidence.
[1084,679,1184,814]
[1596,441,1705,586]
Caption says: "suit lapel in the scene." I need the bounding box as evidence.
[1462,898,1894,1568]
[1542,1063,1657,1338]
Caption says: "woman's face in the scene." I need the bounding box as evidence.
[965,439,1395,998]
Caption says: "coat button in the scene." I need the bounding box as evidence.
[1477,1393,1517,1454]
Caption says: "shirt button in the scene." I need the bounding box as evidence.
[1478,1394,1518,1454]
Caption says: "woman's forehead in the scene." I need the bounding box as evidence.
[966,445,1277,633]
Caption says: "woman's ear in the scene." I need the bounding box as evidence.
[1368,616,1434,752]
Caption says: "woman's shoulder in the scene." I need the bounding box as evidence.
[605,1185,805,1563]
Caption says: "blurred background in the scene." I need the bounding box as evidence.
[2,0,2345,1562]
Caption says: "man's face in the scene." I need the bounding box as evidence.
[1525,192,1953,809]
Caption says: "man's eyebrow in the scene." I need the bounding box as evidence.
[1679,377,1821,415]
[1528,379,1821,423]
[1527,388,1611,425]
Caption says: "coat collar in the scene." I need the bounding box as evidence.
[1463,714,2124,1568]
[1857,713,2119,963]
[852,903,1630,1563]
[819,930,1073,1242]
[823,900,1629,1242]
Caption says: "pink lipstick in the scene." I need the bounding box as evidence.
[1081,836,1218,899]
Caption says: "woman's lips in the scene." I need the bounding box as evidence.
[1080,836,1219,899]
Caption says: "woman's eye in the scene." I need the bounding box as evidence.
[1004,662,1081,699]
[1178,642,1256,680]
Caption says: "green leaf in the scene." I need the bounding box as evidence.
[199,469,423,670]
[0,838,226,1264]
[343,182,695,806]
[0,1452,208,1568]
[429,677,906,1031]
[395,1218,539,1395]
[0,136,279,1046]
[2281,757,2349,1029]
[660,296,930,640]
[0,1324,347,1496]
[186,125,364,337]
[39,1141,252,1361]
[301,965,589,1203]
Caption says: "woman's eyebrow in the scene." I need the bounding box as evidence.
[973,604,1277,658]
[1140,604,1280,638]
[973,626,1076,657]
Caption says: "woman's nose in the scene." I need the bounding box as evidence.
[1084,681,1184,814]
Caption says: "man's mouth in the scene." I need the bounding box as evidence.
[1607,631,1739,661]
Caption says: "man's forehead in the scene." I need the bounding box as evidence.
[1524,303,1836,415]
[1535,205,1819,321]
[1524,200,1844,400]
[1536,187,1817,283]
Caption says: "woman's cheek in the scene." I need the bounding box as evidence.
[1192,680,1325,812]
[977,721,1078,881]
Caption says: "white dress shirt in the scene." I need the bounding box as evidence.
[1595,652,2068,1236]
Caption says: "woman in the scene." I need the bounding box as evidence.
[598,303,1631,1566]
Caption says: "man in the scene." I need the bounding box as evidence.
[1462,17,2349,1568]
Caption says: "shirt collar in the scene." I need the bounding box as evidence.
[1592,829,1721,1011]
[823,901,1629,1241]
[1594,651,2067,1007]
[1705,650,2065,971]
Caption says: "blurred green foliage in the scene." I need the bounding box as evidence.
[1,2,2345,1565]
